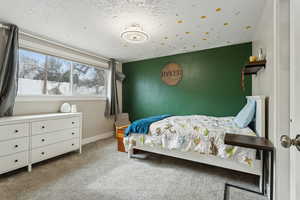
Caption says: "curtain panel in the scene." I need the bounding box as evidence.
[105,59,125,119]
[0,24,19,117]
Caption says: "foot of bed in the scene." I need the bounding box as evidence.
[127,144,140,158]
[133,148,142,154]
[130,153,149,159]
[128,147,149,159]
[128,146,133,158]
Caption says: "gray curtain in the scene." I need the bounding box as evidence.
[105,59,125,119]
[0,24,19,117]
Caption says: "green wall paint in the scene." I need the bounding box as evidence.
[123,43,252,121]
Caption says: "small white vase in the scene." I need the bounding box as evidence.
[71,105,77,113]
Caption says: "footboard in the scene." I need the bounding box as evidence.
[131,141,263,176]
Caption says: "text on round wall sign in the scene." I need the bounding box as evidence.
[161,63,183,86]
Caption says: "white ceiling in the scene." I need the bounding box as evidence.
[0,0,266,62]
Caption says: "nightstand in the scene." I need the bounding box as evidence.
[224,133,274,200]
[115,124,130,152]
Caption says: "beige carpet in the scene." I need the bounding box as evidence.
[0,137,267,200]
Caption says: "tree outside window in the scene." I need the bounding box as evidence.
[18,49,107,97]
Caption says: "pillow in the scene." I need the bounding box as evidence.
[234,99,256,128]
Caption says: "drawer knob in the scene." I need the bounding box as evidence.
[72,143,74,146]
[41,139,45,142]
[72,132,75,135]
[14,159,18,163]
[14,144,18,148]
[72,122,75,124]
[41,152,45,155]
[14,130,19,133]
[42,126,45,129]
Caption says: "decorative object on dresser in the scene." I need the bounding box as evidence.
[0,113,82,175]
[115,113,131,152]
[71,104,77,113]
[60,103,72,113]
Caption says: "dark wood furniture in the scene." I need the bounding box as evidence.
[243,60,266,75]
[225,134,274,151]
[224,133,274,200]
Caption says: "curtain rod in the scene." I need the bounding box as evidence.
[0,23,111,63]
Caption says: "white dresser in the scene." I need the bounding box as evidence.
[0,113,82,175]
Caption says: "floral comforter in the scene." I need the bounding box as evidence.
[125,115,257,166]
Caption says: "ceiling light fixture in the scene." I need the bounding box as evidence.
[126,0,146,6]
[121,24,149,43]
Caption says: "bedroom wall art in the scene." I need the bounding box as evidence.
[123,42,252,120]
[161,63,183,86]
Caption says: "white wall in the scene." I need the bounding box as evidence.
[276,0,290,199]
[14,100,113,139]
[13,63,123,140]
[252,0,275,141]
[252,0,290,199]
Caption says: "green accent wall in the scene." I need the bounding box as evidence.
[123,43,252,121]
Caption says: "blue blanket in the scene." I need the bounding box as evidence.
[125,114,171,137]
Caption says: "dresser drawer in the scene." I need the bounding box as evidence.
[0,137,29,157]
[32,129,79,149]
[32,117,80,135]
[0,123,29,141]
[32,138,79,164]
[0,151,28,174]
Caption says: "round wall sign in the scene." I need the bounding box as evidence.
[161,63,183,86]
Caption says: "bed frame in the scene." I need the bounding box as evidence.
[128,96,266,182]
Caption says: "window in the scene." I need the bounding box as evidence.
[18,49,107,98]
[73,63,107,96]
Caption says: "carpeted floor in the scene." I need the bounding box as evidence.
[0,137,267,200]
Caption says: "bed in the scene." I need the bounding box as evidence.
[124,96,266,187]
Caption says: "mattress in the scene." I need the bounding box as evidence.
[125,115,257,166]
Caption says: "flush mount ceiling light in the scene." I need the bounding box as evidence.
[126,0,146,6]
[121,24,149,43]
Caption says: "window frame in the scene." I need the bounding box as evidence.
[16,95,106,102]
[17,48,108,102]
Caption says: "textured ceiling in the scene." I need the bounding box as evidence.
[0,0,266,62]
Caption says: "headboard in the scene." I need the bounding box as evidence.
[246,96,266,138]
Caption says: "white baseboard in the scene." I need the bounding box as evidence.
[82,131,114,145]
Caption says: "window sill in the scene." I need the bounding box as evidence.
[16,95,107,102]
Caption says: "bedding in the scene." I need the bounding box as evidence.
[124,115,257,166]
[125,114,171,136]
